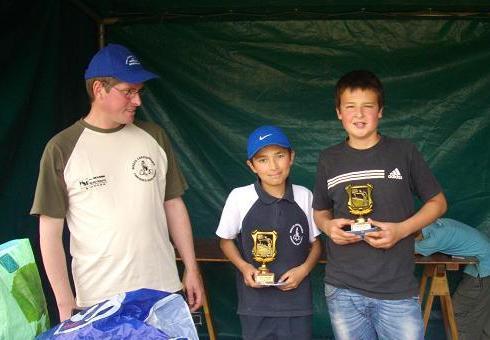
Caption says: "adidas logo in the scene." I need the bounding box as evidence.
[388,168,403,180]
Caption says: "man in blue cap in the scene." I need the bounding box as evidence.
[31,44,203,321]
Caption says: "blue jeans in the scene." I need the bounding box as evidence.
[325,284,424,340]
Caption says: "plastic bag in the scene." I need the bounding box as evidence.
[37,288,198,340]
[0,238,50,339]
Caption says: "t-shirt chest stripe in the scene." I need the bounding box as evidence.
[327,169,385,189]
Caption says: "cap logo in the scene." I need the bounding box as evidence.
[259,133,272,141]
[126,55,140,66]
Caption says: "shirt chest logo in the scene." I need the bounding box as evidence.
[289,223,305,246]
[388,168,403,180]
[79,175,107,190]
[132,156,156,182]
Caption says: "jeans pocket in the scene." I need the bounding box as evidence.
[324,284,340,300]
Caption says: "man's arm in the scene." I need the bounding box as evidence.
[39,215,75,322]
[219,238,262,288]
[164,197,203,312]
[365,192,447,249]
[313,209,361,245]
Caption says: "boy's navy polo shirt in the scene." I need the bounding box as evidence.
[217,180,320,317]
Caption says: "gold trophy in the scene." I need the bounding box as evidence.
[345,184,377,234]
[251,230,277,285]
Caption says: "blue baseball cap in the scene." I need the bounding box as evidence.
[247,125,292,159]
[84,44,158,83]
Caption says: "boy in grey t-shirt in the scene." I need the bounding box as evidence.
[313,70,447,339]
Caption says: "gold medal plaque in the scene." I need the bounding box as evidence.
[251,230,277,285]
[345,184,375,233]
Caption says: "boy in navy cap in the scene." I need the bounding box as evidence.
[31,44,203,321]
[216,125,322,340]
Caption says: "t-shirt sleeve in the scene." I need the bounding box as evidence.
[216,190,241,239]
[30,141,68,218]
[409,144,442,202]
[313,152,332,211]
[307,189,321,242]
[151,125,188,201]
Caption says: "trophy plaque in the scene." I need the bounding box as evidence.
[345,184,378,234]
[251,230,277,285]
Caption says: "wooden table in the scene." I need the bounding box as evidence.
[178,239,478,340]
[416,253,478,340]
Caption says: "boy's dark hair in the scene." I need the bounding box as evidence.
[335,70,384,109]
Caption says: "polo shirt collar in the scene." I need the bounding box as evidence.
[254,178,295,204]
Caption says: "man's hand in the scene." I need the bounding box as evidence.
[363,219,402,249]
[58,302,77,322]
[277,265,308,291]
[324,218,362,245]
[182,268,204,312]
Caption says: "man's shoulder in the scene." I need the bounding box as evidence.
[132,120,167,138]
[133,119,163,132]
[132,120,171,148]
[45,120,85,150]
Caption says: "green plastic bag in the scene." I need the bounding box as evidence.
[0,239,50,339]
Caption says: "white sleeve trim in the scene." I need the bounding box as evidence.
[293,185,321,242]
[216,184,258,239]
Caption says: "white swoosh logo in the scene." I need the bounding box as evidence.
[259,134,272,140]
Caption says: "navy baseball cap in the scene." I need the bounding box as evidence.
[84,44,158,83]
[247,125,292,159]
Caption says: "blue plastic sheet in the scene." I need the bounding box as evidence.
[37,288,198,340]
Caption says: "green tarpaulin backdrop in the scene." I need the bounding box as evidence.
[2,1,489,338]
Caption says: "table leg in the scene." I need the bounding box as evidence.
[202,288,217,340]
[420,264,435,333]
[423,293,435,332]
[419,264,432,304]
[440,295,458,340]
[421,264,459,340]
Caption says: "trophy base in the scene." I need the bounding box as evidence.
[255,271,275,285]
[347,219,379,235]
[258,281,286,287]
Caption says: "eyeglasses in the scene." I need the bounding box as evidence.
[112,86,145,99]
